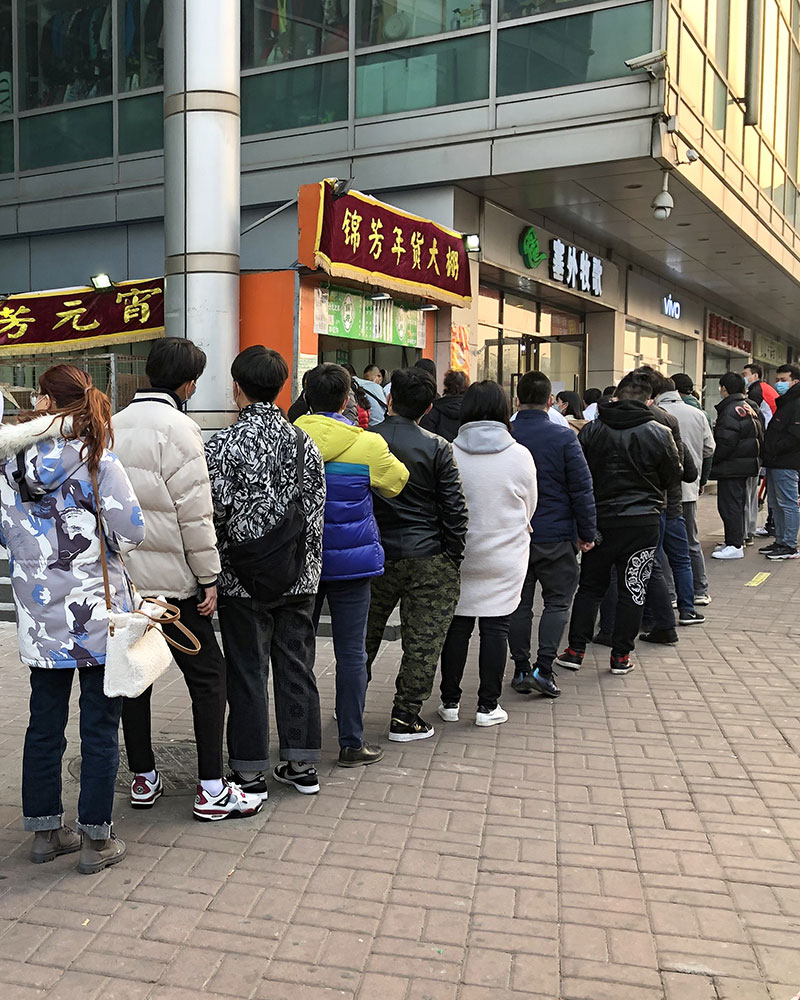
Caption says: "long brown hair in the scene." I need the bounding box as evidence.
[37,365,113,474]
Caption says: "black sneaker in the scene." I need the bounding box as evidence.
[610,652,636,675]
[592,632,614,647]
[273,761,320,794]
[744,536,754,546]
[511,670,534,694]
[530,667,560,698]
[767,544,799,560]
[639,628,678,645]
[338,743,384,768]
[759,541,780,553]
[388,710,434,742]
[227,770,269,800]
[678,610,706,626]
[555,647,584,671]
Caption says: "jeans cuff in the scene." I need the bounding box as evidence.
[22,813,63,832]
[76,820,113,840]
[229,757,270,772]
[280,749,322,763]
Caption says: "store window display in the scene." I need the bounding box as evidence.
[1,1,11,116]
[241,0,349,69]
[356,0,489,47]
[120,0,164,91]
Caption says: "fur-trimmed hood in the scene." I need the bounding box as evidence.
[0,415,72,461]
[0,416,83,498]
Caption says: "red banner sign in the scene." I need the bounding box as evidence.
[707,312,752,354]
[301,181,472,307]
[0,278,164,356]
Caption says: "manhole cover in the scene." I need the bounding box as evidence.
[68,740,198,795]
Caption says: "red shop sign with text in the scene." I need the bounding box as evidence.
[0,278,164,356]
[298,180,472,307]
[707,312,752,354]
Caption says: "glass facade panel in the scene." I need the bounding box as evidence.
[118,91,162,153]
[242,0,348,67]
[497,2,652,97]
[0,119,12,172]
[19,1,113,109]
[503,294,537,336]
[120,0,164,91]
[357,0,488,46]
[678,24,705,108]
[242,59,347,134]
[1,0,11,115]
[727,0,747,94]
[680,0,706,37]
[761,0,778,144]
[704,67,726,133]
[775,19,790,160]
[19,101,112,168]
[706,0,728,69]
[356,34,489,117]
[499,0,602,18]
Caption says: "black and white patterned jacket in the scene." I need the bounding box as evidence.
[205,402,326,599]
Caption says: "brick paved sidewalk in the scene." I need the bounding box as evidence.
[1,496,799,1000]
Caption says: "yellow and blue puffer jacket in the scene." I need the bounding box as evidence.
[295,413,409,581]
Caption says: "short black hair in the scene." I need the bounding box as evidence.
[414,358,437,380]
[616,372,654,402]
[364,363,381,378]
[389,367,436,420]
[460,380,511,429]
[341,362,357,378]
[231,345,288,403]
[146,337,207,390]
[638,367,672,397]
[443,369,469,396]
[517,371,552,406]
[602,384,617,396]
[305,363,351,414]
[777,363,800,380]
[719,371,745,394]
[662,377,676,392]
[583,388,602,405]
[743,363,762,378]
[672,373,694,394]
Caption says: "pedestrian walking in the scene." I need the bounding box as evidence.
[420,369,469,442]
[710,372,763,560]
[556,372,683,675]
[365,367,468,742]
[507,371,596,699]
[296,363,409,766]
[206,347,326,795]
[760,363,800,560]
[113,339,263,822]
[438,381,537,726]
[0,365,145,873]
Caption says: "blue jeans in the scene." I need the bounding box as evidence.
[767,468,800,548]
[663,515,694,612]
[23,665,122,839]
[314,579,371,750]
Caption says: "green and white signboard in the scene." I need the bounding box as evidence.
[314,287,426,348]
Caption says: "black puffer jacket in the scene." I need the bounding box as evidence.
[419,394,464,443]
[762,382,800,470]
[370,415,469,563]
[710,393,762,479]
[578,399,683,522]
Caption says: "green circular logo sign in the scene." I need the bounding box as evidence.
[518,227,548,270]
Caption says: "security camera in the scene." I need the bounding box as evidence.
[685,148,701,163]
[625,49,668,77]
[652,173,674,221]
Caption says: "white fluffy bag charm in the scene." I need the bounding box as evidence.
[91,470,200,699]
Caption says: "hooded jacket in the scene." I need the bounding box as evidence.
[295,413,409,581]
[0,415,145,668]
[578,400,684,522]
[420,394,464,443]
[762,381,800,470]
[710,393,763,480]
[452,421,537,617]
[654,391,715,503]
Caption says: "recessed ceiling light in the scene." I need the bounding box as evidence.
[745,271,755,275]
[677,222,691,227]
[624,184,643,189]
[698,237,710,241]
[715,250,727,254]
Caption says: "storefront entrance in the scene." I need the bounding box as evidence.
[318,335,420,379]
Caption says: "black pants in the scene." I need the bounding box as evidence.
[717,478,748,548]
[121,596,226,780]
[218,594,321,770]
[567,520,659,657]
[508,540,580,675]
[440,615,510,711]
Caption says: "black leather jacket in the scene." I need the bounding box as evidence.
[370,415,468,563]
[578,400,684,522]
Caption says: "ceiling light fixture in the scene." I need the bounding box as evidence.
[369,292,392,301]
[420,304,439,312]
[90,273,114,291]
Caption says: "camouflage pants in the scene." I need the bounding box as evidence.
[366,554,461,717]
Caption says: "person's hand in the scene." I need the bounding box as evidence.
[197,585,217,617]
[577,539,595,553]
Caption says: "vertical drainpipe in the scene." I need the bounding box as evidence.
[163,0,241,431]
[744,0,763,126]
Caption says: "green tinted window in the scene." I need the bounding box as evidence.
[497,3,653,96]
[356,34,489,117]
[19,103,113,170]
[0,119,12,173]
[119,93,163,154]
[242,60,347,134]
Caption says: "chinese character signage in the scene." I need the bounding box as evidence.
[0,278,164,356]
[707,312,752,354]
[300,181,472,307]
[549,239,603,297]
[314,287,426,349]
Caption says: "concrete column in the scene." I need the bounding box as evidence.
[586,311,627,389]
[163,0,240,430]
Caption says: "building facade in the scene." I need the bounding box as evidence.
[1,0,799,420]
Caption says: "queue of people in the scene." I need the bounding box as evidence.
[1,342,791,876]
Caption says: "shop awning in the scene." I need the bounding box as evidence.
[0,278,164,356]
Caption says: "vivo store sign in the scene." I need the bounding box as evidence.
[662,295,681,320]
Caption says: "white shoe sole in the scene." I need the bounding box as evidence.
[554,657,581,671]
[610,665,635,675]
[273,772,320,794]
[130,786,163,809]
[711,552,744,559]
[194,801,264,822]
[475,711,508,728]
[388,729,435,742]
[678,619,705,626]
[437,706,459,722]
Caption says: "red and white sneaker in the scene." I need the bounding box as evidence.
[130,771,163,809]
[193,780,264,822]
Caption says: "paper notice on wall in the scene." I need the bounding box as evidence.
[313,287,329,336]
[296,353,318,399]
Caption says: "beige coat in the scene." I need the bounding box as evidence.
[112,390,220,599]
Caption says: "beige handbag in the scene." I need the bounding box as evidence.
[92,470,200,699]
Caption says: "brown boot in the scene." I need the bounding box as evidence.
[76,833,127,875]
[29,826,81,864]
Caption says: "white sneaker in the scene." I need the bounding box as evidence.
[476,705,509,727]
[711,545,744,560]
[694,594,712,606]
[193,780,263,822]
[437,703,459,722]
[130,771,163,809]
[754,527,770,536]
